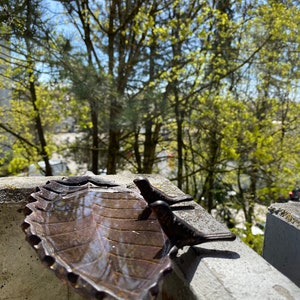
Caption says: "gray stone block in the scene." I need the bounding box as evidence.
[263,202,300,287]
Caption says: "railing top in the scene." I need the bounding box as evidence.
[1,174,300,299]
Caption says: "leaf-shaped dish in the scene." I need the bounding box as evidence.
[23,177,172,300]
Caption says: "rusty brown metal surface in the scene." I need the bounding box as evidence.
[23,177,172,300]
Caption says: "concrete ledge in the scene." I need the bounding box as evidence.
[1,175,300,299]
[263,202,300,288]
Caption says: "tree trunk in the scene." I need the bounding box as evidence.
[133,130,142,173]
[201,169,215,213]
[107,128,120,174]
[24,1,52,176]
[200,128,220,212]
[143,119,161,173]
[171,4,184,188]
[28,80,52,176]
[174,91,184,189]
[106,1,119,175]
[90,99,99,174]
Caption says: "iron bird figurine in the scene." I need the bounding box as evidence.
[133,176,194,220]
[150,200,236,249]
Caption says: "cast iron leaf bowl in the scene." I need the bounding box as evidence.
[22,177,172,300]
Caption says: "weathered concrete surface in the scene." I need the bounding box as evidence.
[0,202,83,300]
[1,174,300,300]
[0,176,63,203]
[263,202,300,288]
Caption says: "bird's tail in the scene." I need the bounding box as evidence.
[173,195,194,203]
[202,231,236,242]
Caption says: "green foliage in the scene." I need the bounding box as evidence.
[232,225,264,256]
[0,83,64,174]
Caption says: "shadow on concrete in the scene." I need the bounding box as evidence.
[174,246,240,283]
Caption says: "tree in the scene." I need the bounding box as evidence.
[58,0,162,174]
[0,0,60,175]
